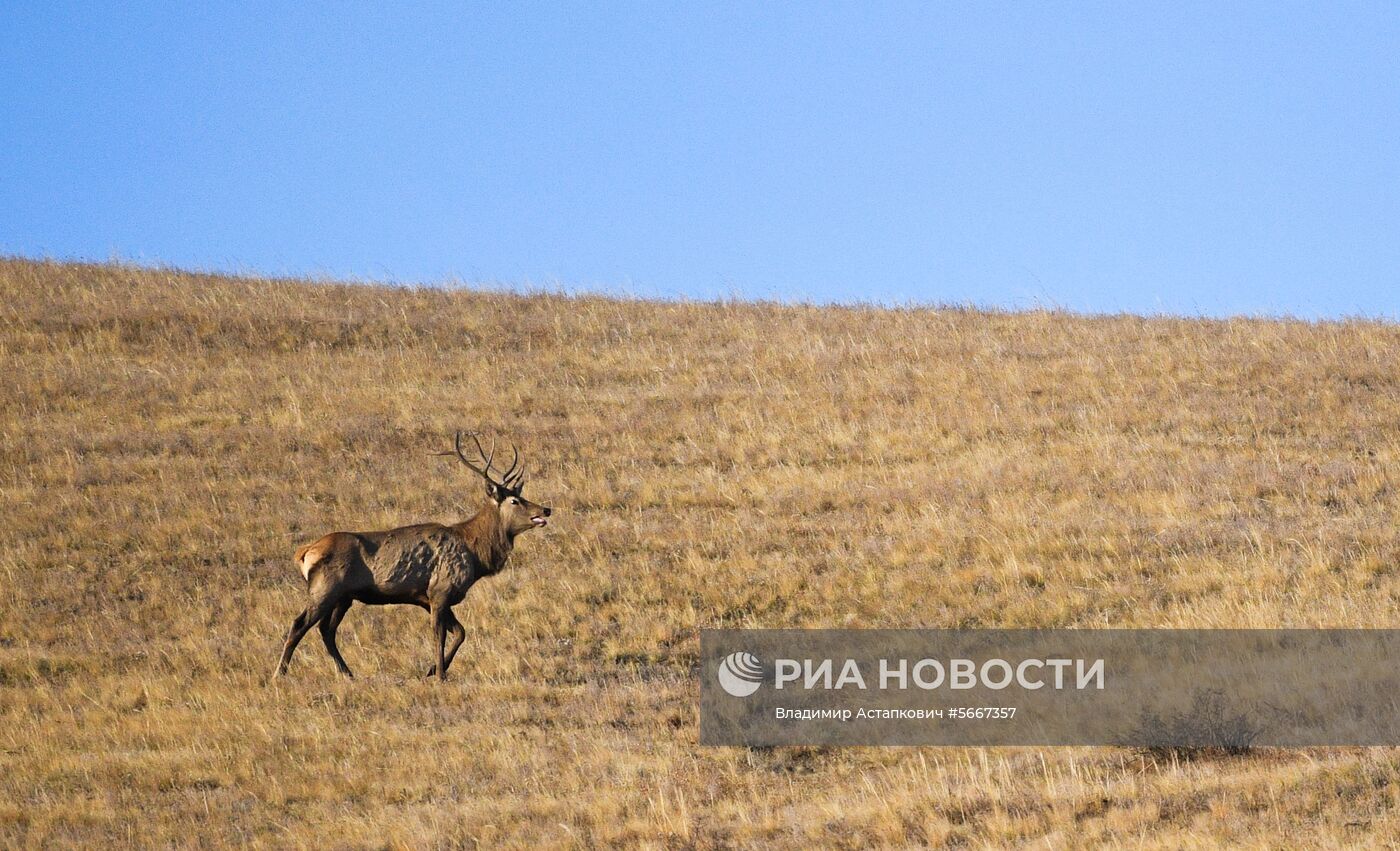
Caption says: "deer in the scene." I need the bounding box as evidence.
[274,431,552,681]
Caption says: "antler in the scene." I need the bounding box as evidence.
[441,430,523,492]
[503,461,526,491]
[498,444,522,490]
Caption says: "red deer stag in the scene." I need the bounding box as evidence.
[275,431,552,681]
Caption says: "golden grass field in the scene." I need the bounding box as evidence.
[4,257,1400,848]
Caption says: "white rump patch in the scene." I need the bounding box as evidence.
[299,551,319,580]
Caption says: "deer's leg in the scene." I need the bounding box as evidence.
[319,598,354,678]
[424,609,466,678]
[430,603,451,681]
[274,597,334,678]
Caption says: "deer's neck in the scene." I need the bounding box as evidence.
[457,504,513,572]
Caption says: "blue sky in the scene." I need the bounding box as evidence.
[3,2,1399,318]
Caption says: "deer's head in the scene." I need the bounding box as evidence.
[446,431,552,537]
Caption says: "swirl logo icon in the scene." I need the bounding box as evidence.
[717,651,765,697]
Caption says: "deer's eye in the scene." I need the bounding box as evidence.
[508,497,518,504]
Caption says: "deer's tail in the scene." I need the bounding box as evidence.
[294,541,324,583]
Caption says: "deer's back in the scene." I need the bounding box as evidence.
[298,522,484,606]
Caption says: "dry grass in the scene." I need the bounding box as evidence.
[3,257,1400,847]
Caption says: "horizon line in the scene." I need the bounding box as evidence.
[6,250,1397,328]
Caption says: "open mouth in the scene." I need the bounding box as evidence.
[531,516,548,526]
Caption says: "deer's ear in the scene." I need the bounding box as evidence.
[485,480,506,503]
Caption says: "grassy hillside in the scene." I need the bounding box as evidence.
[3,257,1400,847]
